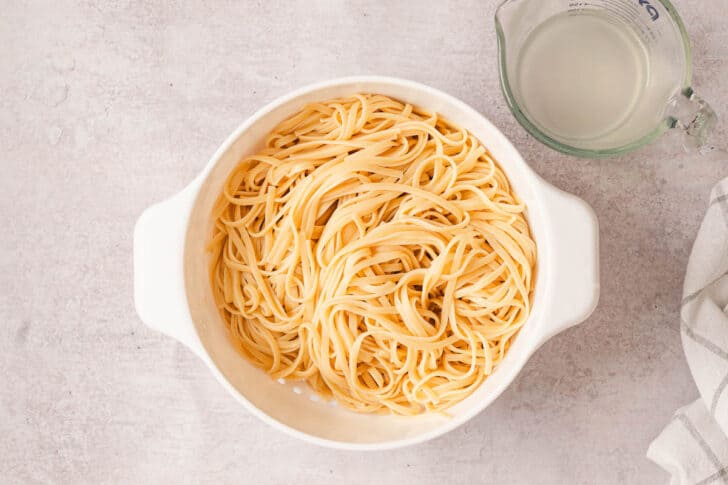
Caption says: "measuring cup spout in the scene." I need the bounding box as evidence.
[666,88,718,150]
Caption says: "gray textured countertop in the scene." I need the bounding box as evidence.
[2,1,727,483]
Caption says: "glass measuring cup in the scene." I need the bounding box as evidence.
[495,0,717,157]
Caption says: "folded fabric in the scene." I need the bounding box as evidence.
[648,178,728,484]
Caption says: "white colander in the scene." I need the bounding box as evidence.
[134,76,599,450]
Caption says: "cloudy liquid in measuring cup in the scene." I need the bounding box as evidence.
[515,10,649,143]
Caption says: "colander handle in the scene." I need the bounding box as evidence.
[537,185,600,346]
[133,179,205,356]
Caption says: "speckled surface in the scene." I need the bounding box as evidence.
[1,1,727,483]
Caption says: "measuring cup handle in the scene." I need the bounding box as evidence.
[667,88,718,150]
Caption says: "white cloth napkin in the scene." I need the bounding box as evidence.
[648,177,728,484]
